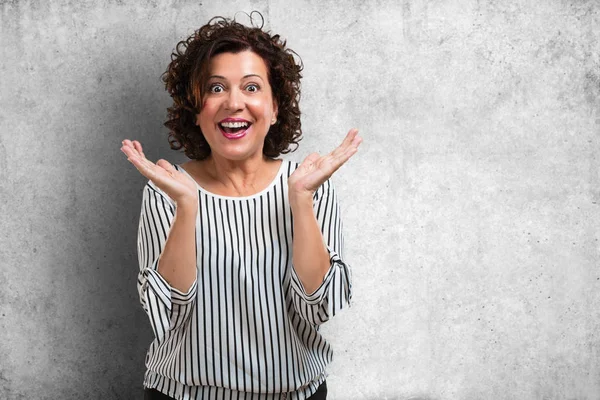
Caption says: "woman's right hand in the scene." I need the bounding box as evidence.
[121,139,198,208]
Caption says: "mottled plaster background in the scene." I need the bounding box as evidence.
[1,0,599,399]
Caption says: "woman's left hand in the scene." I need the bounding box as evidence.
[288,128,362,202]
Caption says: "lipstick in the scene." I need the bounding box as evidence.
[218,118,252,140]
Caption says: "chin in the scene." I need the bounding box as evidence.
[213,146,264,162]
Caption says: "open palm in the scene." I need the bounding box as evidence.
[288,128,362,197]
[121,139,198,205]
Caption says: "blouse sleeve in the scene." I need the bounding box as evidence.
[290,179,353,325]
[136,182,198,343]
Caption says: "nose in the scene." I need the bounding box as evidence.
[225,87,244,111]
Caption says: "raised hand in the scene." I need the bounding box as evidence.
[121,139,198,207]
[288,128,362,201]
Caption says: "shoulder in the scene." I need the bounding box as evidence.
[313,178,336,202]
[142,179,176,208]
[281,158,300,178]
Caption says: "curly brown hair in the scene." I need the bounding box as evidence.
[161,14,303,160]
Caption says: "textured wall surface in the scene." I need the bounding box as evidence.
[1,0,599,399]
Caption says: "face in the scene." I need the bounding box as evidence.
[196,50,278,162]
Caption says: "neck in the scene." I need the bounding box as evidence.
[207,153,274,196]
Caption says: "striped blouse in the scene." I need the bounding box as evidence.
[136,159,352,400]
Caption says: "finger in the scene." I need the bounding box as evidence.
[122,139,135,150]
[133,140,146,159]
[122,139,146,160]
[341,135,361,156]
[140,156,160,177]
[338,140,360,164]
[339,128,359,148]
[123,146,143,164]
[350,134,362,149]
[156,159,173,170]
[121,144,138,160]
[122,140,141,159]
[123,141,153,170]
[345,128,359,140]
[156,159,177,177]
[327,136,361,171]
[127,151,153,170]
[322,151,355,178]
[331,128,359,158]
[335,133,362,158]
[127,154,154,179]
[121,142,173,185]
[123,146,157,179]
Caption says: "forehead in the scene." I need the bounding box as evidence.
[208,50,269,79]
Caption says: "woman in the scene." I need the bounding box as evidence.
[121,15,361,400]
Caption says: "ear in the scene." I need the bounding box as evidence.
[271,100,279,125]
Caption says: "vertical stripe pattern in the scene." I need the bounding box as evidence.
[136,160,352,400]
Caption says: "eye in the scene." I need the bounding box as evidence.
[246,83,260,92]
[209,83,224,93]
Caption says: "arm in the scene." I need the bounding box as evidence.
[289,191,331,295]
[155,190,198,293]
[137,183,198,342]
[121,139,200,340]
[289,180,353,325]
[286,129,360,325]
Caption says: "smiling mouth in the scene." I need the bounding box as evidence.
[219,122,252,139]
[218,121,252,139]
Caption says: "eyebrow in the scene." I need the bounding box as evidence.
[208,74,264,81]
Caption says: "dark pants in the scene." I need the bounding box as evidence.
[144,381,327,400]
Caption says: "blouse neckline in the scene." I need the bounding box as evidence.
[175,159,287,201]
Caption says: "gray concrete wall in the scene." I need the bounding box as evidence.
[1,1,599,399]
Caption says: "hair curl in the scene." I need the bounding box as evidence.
[161,13,303,160]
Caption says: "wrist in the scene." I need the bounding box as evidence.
[288,190,313,209]
[175,197,199,214]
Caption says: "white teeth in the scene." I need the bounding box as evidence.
[221,121,249,128]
